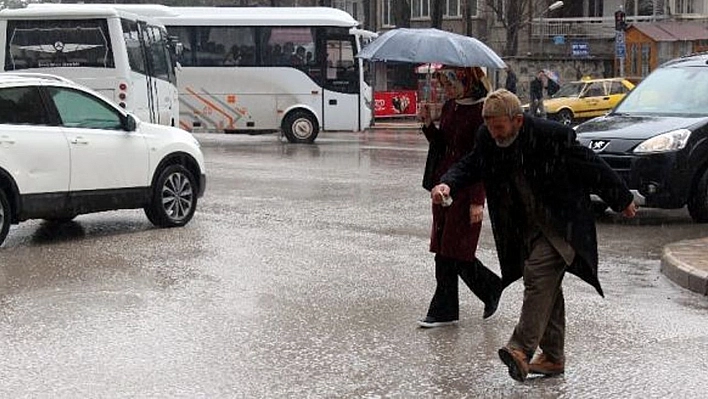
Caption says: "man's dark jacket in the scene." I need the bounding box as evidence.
[529,78,543,101]
[440,116,633,296]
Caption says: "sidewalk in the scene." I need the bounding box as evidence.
[368,118,420,130]
[661,237,708,296]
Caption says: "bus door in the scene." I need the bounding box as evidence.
[137,21,158,124]
[322,32,360,131]
[144,24,177,126]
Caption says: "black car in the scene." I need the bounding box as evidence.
[575,53,708,222]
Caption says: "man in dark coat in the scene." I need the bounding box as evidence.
[528,70,546,117]
[504,67,517,94]
[430,89,637,382]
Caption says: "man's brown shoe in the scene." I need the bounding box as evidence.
[529,353,565,376]
[498,346,529,382]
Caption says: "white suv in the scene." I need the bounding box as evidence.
[0,73,206,246]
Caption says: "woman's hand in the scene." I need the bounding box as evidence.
[470,204,484,225]
[418,103,433,127]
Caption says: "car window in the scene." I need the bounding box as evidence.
[0,86,49,125]
[48,87,122,130]
[553,82,584,98]
[609,81,628,95]
[583,82,604,97]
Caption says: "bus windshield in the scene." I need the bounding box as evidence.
[5,19,115,70]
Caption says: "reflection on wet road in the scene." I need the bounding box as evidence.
[1,130,706,397]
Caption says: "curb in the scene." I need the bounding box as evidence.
[660,239,708,296]
[368,122,421,130]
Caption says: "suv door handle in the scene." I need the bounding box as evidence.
[0,135,15,144]
[70,136,89,145]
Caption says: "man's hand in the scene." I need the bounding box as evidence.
[431,184,451,204]
[470,204,484,225]
[622,201,638,218]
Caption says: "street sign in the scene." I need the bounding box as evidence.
[615,31,626,58]
[572,40,590,57]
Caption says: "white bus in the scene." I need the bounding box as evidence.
[0,4,179,126]
[118,5,375,143]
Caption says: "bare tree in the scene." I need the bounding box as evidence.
[391,0,411,28]
[430,0,443,29]
[485,0,529,56]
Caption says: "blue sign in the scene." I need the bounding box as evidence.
[615,31,626,58]
[572,40,590,57]
[553,35,565,45]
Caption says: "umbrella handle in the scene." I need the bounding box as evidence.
[424,64,432,102]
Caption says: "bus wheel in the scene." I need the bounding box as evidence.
[282,110,319,144]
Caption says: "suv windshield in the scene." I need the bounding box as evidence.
[614,66,708,116]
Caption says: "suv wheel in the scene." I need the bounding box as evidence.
[0,190,11,246]
[144,164,197,227]
[687,169,708,223]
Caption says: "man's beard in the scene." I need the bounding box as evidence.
[494,130,519,147]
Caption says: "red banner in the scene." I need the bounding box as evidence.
[374,90,418,118]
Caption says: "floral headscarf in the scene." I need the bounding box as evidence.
[436,66,490,100]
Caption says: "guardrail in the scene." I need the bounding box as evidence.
[533,15,708,39]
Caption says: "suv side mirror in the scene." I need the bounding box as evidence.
[122,114,137,132]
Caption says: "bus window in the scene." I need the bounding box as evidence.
[261,27,315,68]
[121,19,146,74]
[166,26,194,66]
[144,25,173,83]
[187,26,257,67]
[324,37,358,94]
[5,19,115,70]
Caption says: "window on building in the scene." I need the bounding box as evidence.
[445,0,460,17]
[630,44,639,76]
[411,0,430,18]
[382,0,392,26]
[641,43,651,77]
[675,0,696,14]
[468,0,478,17]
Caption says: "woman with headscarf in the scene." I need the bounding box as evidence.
[417,67,503,328]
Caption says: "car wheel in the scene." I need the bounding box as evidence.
[687,169,708,223]
[557,109,573,126]
[144,164,197,228]
[0,190,10,246]
[282,110,319,144]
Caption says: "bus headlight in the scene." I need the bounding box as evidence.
[633,129,691,153]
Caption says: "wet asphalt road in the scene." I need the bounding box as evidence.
[1,129,707,398]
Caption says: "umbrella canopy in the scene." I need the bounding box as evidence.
[543,69,560,82]
[357,28,506,69]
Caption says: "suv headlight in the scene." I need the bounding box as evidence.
[633,129,691,153]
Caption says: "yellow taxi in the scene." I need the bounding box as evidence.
[526,77,638,125]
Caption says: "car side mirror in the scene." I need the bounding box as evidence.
[122,114,137,132]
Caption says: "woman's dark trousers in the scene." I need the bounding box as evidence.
[426,254,502,321]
